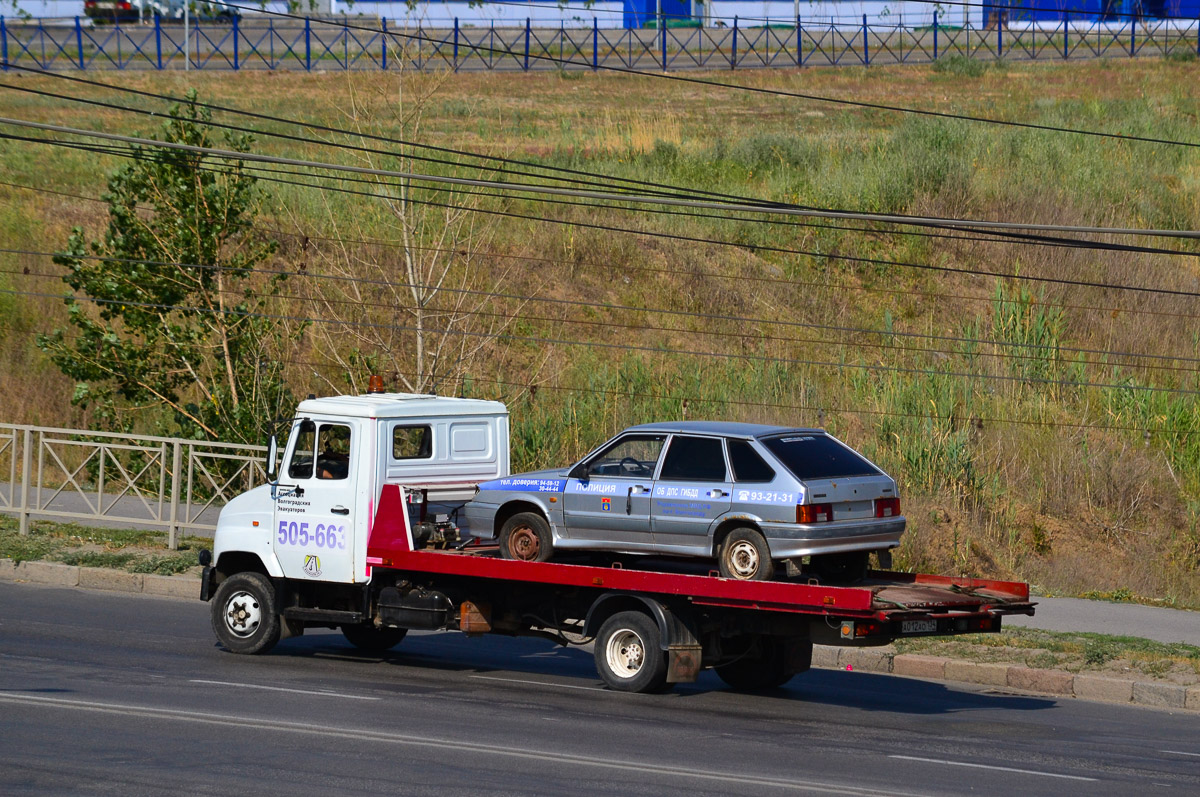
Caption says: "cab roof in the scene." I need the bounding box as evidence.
[296,392,508,420]
[624,421,824,438]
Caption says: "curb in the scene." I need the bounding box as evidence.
[0,558,199,600]
[1,558,1195,711]
[812,646,1200,712]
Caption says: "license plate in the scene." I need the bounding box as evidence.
[902,619,937,634]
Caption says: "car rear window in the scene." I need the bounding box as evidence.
[727,440,776,483]
[761,434,881,481]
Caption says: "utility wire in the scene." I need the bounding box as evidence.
[4,176,1198,323]
[9,285,1199,397]
[6,70,1193,258]
[211,2,1200,152]
[7,251,1198,372]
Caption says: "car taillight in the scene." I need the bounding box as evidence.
[875,497,901,518]
[796,503,834,523]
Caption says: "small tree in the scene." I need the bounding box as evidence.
[38,92,299,444]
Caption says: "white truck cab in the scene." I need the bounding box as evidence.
[211,392,509,590]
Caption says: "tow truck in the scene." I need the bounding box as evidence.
[200,387,1035,693]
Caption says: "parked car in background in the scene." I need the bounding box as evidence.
[464,421,905,582]
[84,0,239,23]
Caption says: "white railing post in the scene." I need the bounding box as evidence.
[18,427,31,535]
[168,438,183,550]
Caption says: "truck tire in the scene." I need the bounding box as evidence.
[810,551,868,584]
[341,624,408,653]
[715,636,809,691]
[594,611,669,693]
[718,528,774,581]
[498,512,554,562]
[211,572,281,655]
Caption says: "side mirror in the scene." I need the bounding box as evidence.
[568,462,589,481]
[266,434,279,483]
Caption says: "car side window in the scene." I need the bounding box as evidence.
[316,424,352,480]
[586,435,666,478]
[728,440,776,483]
[659,436,727,482]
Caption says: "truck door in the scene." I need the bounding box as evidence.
[273,419,359,583]
[651,435,733,551]
[563,433,665,546]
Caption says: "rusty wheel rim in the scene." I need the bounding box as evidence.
[508,526,540,560]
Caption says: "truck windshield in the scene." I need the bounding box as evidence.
[760,434,880,481]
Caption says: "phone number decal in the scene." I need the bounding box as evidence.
[277,520,347,549]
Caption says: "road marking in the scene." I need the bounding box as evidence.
[1162,750,1200,758]
[0,692,916,796]
[888,755,1097,782]
[469,674,607,692]
[189,679,380,701]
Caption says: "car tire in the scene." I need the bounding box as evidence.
[341,623,408,653]
[715,635,805,691]
[810,551,869,583]
[498,512,554,562]
[211,571,281,655]
[594,611,669,693]
[718,528,774,581]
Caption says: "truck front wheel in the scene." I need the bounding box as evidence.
[498,512,553,562]
[594,611,668,693]
[211,572,281,655]
[342,624,408,653]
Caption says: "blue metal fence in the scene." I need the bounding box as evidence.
[1,14,1198,72]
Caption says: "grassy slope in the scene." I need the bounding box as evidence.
[0,58,1197,604]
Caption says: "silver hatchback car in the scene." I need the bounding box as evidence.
[463,422,905,581]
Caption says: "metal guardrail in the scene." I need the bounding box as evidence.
[1,14,1198,73]
[0,423,267,548]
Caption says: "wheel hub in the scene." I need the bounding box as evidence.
[510,527,540,560]
[605,629,645,678]
[728,541,759,579]
[223,590,262,638]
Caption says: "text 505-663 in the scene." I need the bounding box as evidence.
[277,520,346,549]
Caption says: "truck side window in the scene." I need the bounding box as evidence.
[317,424,352,480]
[728,439,776,483]
[393,425,432,460]
[287,423,315,480]
[659,436,727,481]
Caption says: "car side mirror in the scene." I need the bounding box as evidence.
[266,434,278,483]
[568,462,589,481]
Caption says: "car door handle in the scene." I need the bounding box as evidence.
[331,506,350,515]
[707,489,728,498]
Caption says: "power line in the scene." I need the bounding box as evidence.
[4,105,1195,245]
[212,2,1200,153]
[8,251,1199,374]
[4,176,1198,324]
[10,284,1199,398]
[2,314,1192,438]
[7,70,1193,259]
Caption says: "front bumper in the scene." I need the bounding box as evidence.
[761,517,906,559]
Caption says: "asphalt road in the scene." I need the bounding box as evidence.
[1007,596,1199,645]
[2,583,1198,796]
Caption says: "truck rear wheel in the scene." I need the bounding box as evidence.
[498,512,553,562]
[594,611,668,693]
[341,624,408,653]
[718,528,774,581]
[211,571,281,655]
[715,636,809,691]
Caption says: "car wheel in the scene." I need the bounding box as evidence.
[498,512,553,562]
[341,623,408,652]
[211,571,281,655]
[594,611,669,693]
[718,528,774,581]
[810,551,869,583]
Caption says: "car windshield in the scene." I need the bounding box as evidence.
[760,434,880,481]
